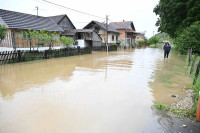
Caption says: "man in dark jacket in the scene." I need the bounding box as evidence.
[163,42,171,58]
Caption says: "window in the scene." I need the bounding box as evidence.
[137,37,140,39]
[116,36,118,41]
[112,35,114,41]
[78,33,82,39]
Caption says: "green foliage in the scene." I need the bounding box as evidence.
[0,24,7,45]
[112,43,117,46]
[154,103,170,111]
[154,0,200,38]
[176,21,200,54]
[187,52,200,115]
[45,32,59,50]
[22,29,37,51]
[60,36,75,48]
[148,36,160,45]
[149,44,157,48]
[154,103,194,119]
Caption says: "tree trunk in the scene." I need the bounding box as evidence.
[29,40,32,51]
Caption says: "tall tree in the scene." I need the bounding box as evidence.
[154,0,200,38]
[0,24,8,46]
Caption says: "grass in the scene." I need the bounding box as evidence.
[154,103,195,119]
[186,52,200,116]
[149,44,157,48]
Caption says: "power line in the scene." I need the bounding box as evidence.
[40,0,105,19]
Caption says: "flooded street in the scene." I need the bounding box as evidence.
[0,48,199,133]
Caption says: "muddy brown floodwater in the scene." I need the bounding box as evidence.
[0,48,200,133]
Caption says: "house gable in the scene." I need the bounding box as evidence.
[57,15,76,30]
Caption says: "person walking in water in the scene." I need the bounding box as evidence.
[163,42,171,59]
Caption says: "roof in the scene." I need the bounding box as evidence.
[0,9,66,32]
[49,14,76,29]
[83,20,120,33]
[49,14,65,24]
[109,21,136,31]
[61,29,94,36]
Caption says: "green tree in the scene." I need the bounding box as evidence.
[0,24,8,46]
[60,36,75,48]
[148,36,160,45]
[22,29,38,51]
[36,29,47,50]
[45,32,59,50]
[153,0,200,38]
[176,21,200,54]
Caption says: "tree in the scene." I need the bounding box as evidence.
[60,36,75,48]
[153,0,200,38]
[0,24,8,46]
[148,36,160,45]
[45,32,59,50]
[36,29,47,50]
[176,21,200,54]
[22,29,37,51]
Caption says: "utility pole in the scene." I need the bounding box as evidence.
[35,6,39,16]
[106,15,108,52]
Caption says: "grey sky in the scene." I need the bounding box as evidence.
[0,0,159,38]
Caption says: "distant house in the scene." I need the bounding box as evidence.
[135,31,147,44]
[83,20,120,46]
[109,20,137,47]
[0,9,76,50]
[61,29,102,48]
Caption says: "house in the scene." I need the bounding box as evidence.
[0,9,76,50]
[109,20,137,47]
[83,20,120,46]
[135,31,146,44]
[61,29,102,48]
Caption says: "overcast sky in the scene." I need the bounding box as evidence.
[0,0,159,38]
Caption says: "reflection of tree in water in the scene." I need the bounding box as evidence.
[0,59,76,99]
[0,51,134,99]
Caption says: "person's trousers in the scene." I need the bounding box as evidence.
[164,51,170,58]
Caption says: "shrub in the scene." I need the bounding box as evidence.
[176,21,200,54]
[148,36,160,45]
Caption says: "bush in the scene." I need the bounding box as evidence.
[148,36,160,45]
[112,43,117,46]
[176,21,200,54]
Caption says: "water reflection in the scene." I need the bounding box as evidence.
[0,48,199,133]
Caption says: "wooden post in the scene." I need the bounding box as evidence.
[193,60,200,84]
[17,50,21,62]
[190,53,198,74]
[188,48,192,66]
[44,50,48,59]
[196,91,200,121]
[77,46,80,55]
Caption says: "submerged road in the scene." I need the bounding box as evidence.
[0,48,199,133]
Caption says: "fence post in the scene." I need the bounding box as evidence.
[197,91,200,121]
[190,53,198,74]
[188,48,192,66]
[77,46,80,55]
[193,60,200,84]
[17,50,21,62]
[44,50,48,59]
